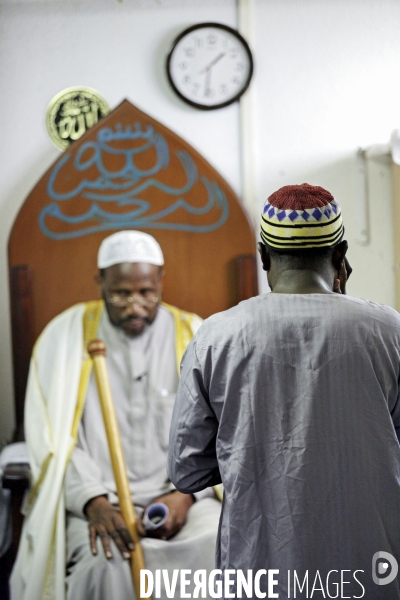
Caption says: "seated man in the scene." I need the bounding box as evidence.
[11,231,221,600]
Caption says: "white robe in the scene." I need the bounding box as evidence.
[11,304,87,600]
[11,302,220,600]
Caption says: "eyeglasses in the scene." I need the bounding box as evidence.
[106,292,160,309]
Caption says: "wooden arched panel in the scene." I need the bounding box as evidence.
[9,99,256,341]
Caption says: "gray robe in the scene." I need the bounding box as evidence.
[168,293,400,599]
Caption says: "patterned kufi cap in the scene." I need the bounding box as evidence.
[98,230,164,268]
[260,183,344,250]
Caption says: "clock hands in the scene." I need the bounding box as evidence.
[198,52,226,75]
[204,68,212,97]
[200,52,226,98]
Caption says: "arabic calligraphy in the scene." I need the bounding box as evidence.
[58,98,100,141]
[39,122,229,239]
[46,87,110,150]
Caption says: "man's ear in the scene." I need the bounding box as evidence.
[332,240,348,271]
[94,272,102,285]
[257,242,271,272]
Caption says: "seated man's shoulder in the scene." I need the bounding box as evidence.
[36,301,102,351]
[43,302,88,329]
[160,302,203,333]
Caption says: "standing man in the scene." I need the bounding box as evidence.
[168,184,400,599]
[11,230,220,600]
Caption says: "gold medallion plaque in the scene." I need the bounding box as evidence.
[46,87,110,150]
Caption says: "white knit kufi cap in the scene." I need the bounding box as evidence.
[97,230,164,269]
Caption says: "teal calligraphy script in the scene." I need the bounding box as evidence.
[39,123,229,239]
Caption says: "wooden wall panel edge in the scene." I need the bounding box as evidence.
[9,265,35,441]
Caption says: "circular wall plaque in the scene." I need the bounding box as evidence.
[46,87,110,150]
[166,22,254,110]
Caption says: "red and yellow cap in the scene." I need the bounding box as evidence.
[261,183,344,250]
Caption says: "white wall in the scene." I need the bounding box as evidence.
[252,0,400,301]
[1,0,400,444]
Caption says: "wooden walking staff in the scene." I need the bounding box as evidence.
[87,339,150,600]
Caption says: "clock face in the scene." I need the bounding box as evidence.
[167,22,253,110]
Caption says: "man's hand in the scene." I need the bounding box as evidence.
[333,257,353,295]
[84,495,134,560]
[137,491,194,540]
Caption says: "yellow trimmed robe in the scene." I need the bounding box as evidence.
[11,301,220,600]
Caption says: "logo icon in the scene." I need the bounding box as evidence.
[46,87,110,150]
[372,551,398,585]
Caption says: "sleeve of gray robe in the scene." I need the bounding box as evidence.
[65,424,109,517]
[167,338,222,493]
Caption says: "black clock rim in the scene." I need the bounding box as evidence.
[166,21,254,111]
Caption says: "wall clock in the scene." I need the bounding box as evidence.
[166,22,254,111]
